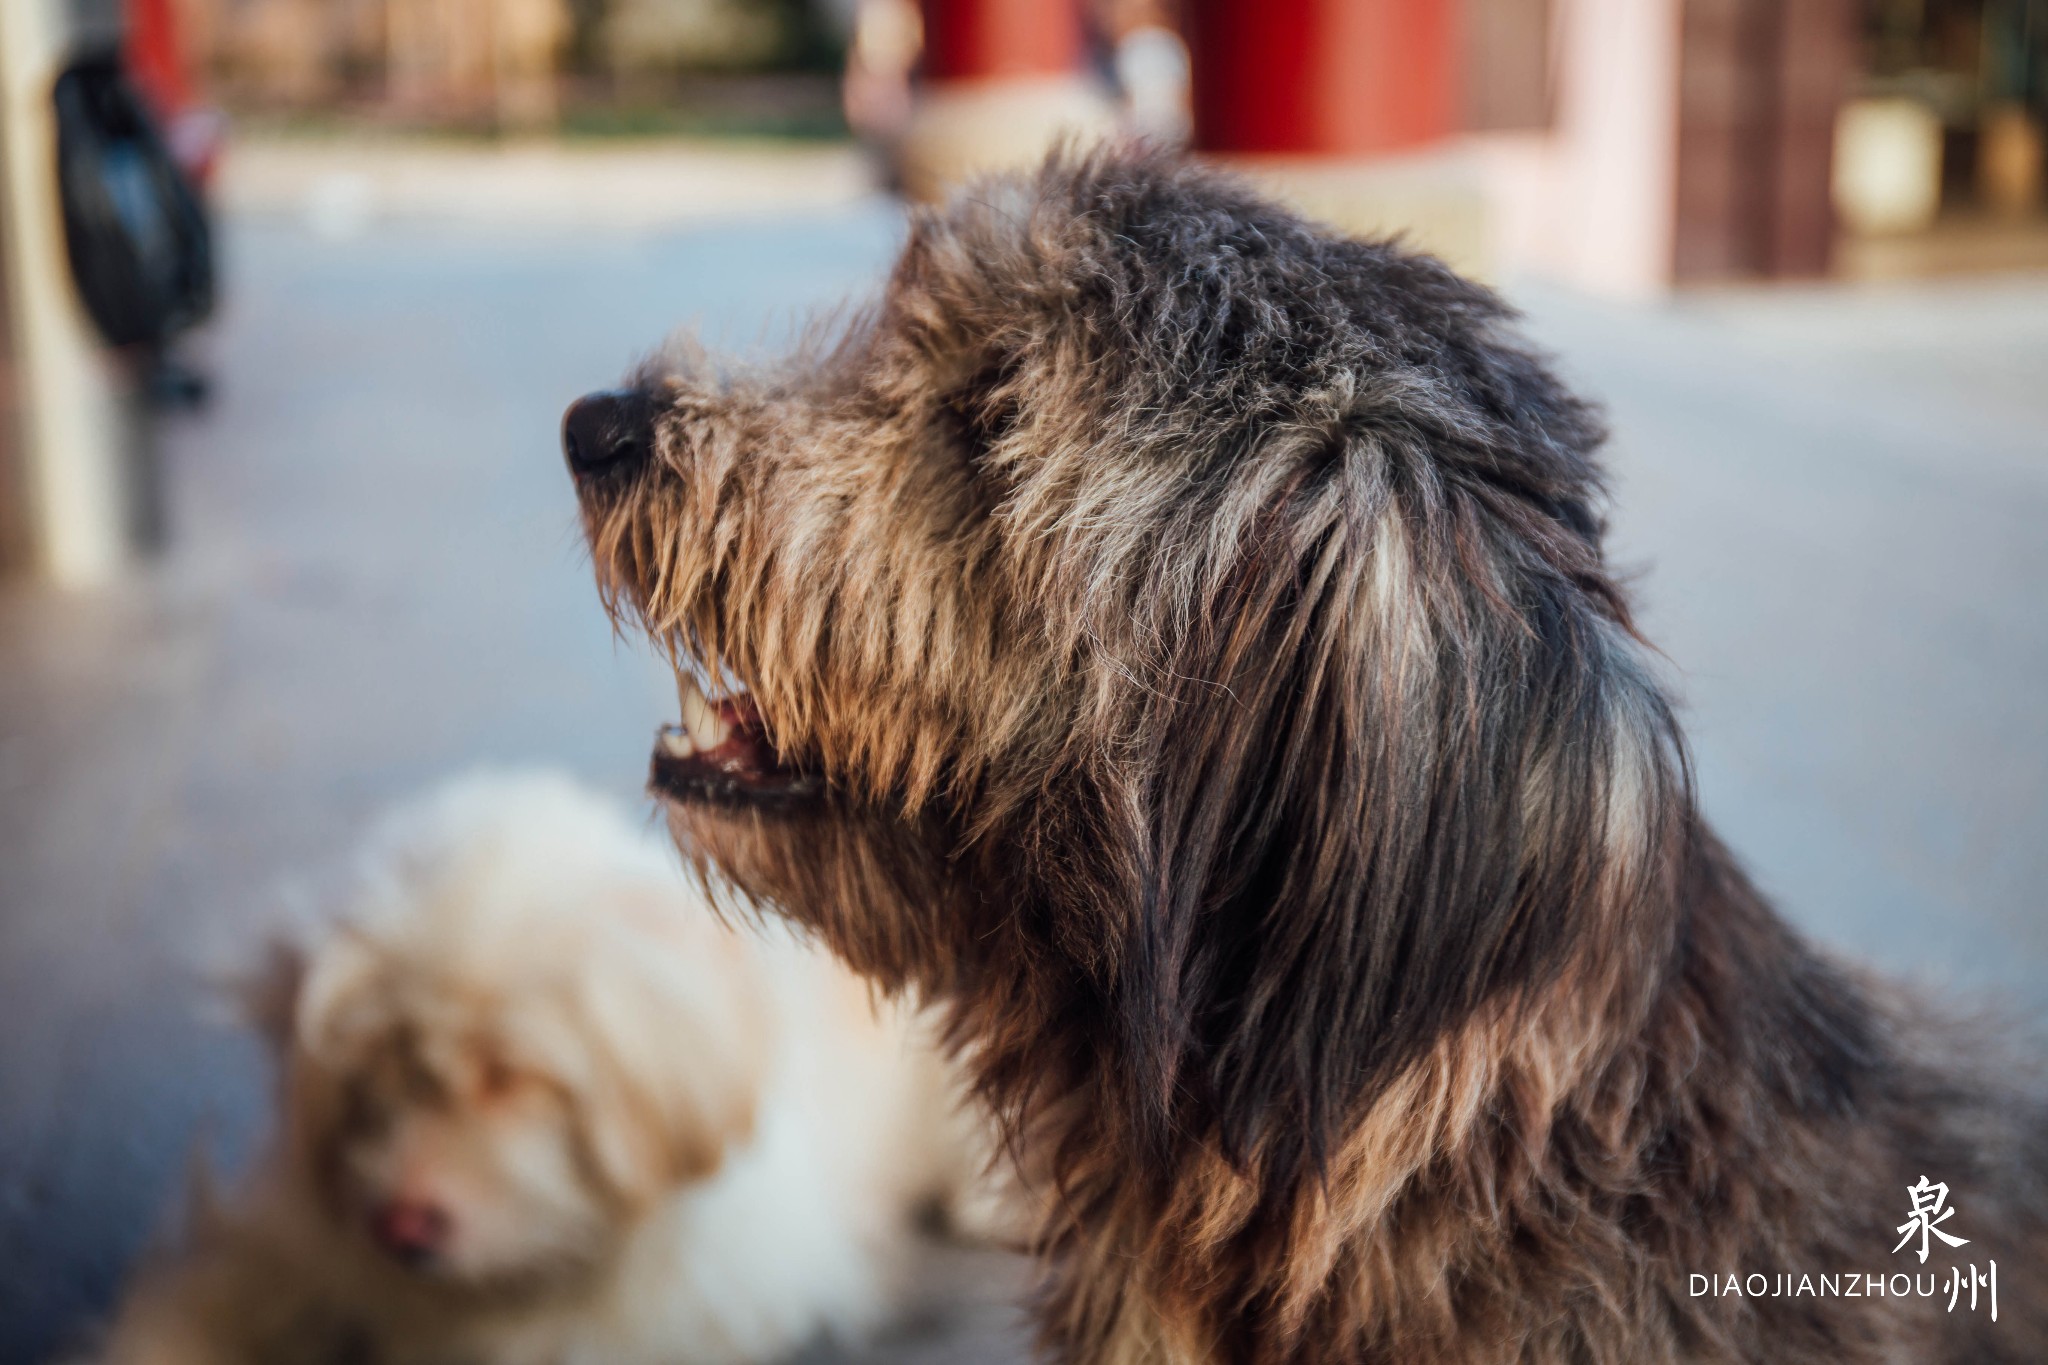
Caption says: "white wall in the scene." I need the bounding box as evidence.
[0,0,140,583]
[1470,0,1684,298]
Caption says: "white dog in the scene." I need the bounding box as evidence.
[96,772,1003,1365]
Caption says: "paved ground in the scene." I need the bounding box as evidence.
[1,174,2044,1362]
[216,135,877,238]
[1535,277,2048,1005]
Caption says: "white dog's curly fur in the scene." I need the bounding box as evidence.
[94,771,1000,1365]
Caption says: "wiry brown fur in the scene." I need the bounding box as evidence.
[572,149,2048,1363]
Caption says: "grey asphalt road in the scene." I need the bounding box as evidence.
[1,199,2043,1363]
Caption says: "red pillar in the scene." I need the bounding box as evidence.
[1184,0,1459,156]
[919,0,1086,83]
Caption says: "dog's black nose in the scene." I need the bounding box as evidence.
[562,389,653,479]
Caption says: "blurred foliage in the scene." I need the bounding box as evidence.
[196,0,849,135]
[1864,0,2046,108]
[565,0,844,79]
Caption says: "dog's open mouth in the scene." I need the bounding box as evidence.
[650,671,822,808]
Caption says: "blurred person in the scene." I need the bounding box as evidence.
[842,0,921,162]
[885,0,1117,201]
[1096,0,1188,147]
[118,0,222,410]
[125,0,225,189]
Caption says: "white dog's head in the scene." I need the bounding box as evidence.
[270,773,766,1292]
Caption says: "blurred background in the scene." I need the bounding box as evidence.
[1,0,2044,1360]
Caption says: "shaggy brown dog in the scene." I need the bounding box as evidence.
[564,150,2047,1363]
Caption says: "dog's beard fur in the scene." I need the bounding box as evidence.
[576,149,2048,1363]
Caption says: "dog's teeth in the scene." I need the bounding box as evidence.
[671,687,729,753]
[659,727,697,759]
[695,705,733,749]
[674,667,743,751]
[677,687,733,751]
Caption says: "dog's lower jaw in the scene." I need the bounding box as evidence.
[649,745,826,810]
[648,671,828,809]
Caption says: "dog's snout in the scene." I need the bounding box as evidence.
[370,1196,453,1266]
[562,389,653,480]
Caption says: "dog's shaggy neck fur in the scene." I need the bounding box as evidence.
[579,150,2047,1363]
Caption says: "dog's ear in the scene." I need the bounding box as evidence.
[288,927,387,1059]
[574,905,767,1204]
[231,938,309,1054]
[1082,481,1683,1190]
[261,929,389,1177]
[580,1002,761,1201]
